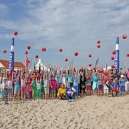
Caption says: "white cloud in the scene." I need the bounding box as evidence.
[0,0,129,67]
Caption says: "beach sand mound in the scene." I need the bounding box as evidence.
[0,96,129,129]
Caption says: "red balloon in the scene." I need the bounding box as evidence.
[97,45,100,48]
[111,57,114,60]
[59,48,63,52]
[98,69,103,73]
[104,72,108,76]
[35,55,39,58]
[88,54,92,57]
[65,58,68,62]
[27,46,31,50]
[97,40,100,44]
[3,50,7,53]
[14,31,18,36]
[111,65,115,69]
[74,52,78,56]
[103,78,107,83]
[122,35,127,39]
[126,54,129,57]
[89,64,92,67]
[112,51,116,55]
[42,48,46,52]
[25,51,28,54]
[28,60,30,63]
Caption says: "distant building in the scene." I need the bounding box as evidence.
[0,59,25,70]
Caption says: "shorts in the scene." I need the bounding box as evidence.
[104,89,108,94]
[21,87,26,91]
[14,90,20,95]
[120,85,125,92]
[98,85,103,90]
[8,89,12,94]
[51,90,56,93]
[86,85,91,90]
[41,86,44,93]
[44,87,49,94]
[113,87,118,92]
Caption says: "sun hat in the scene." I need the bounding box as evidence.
[121,75,125,78]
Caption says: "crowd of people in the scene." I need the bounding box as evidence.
[0,64,129,105]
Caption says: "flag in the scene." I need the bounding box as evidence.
[95,57,99,66]
[114,37,119,71]
[39,64,41,74]
[34,63,36,70]
[26,55,29,68]
[9,38,14,78]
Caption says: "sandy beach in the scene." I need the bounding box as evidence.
[0,96,129,129]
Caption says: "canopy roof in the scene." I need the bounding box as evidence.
[35,59,47,70]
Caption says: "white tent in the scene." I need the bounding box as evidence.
[103,66,111,71]
[35,59,47,70]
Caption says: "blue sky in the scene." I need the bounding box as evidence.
[0,0,129,69]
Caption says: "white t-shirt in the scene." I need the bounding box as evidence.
[2,81,8,89]
[36,82,41,89]
[44,80,49,88]
[8,80,12,89]
[104,82,109,90]
[62,77,66,85]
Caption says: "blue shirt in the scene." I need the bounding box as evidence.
[55,77,60,84]
[92,76,98,82]
[112,83,119,88]
[14,82,20,90]
[119,79,126,86]
[73,78,78,86]
[67,74,73,83]
[52,71,54,76]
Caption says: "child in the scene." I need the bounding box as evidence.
[44,75,49,100]
[66,82,76,102]
[29,83,33,100]
[98,74,103,96]
[32,77,37,99]
[7,77,12,101]
[92,72,98,95]
[55,74,60,94]
[61,73,67,87]
[66,71,74,87]
[73,74,79,97]
[80,72,86,97]
[41,75,45,99]
[111,78,119,97]
[36,79,41,100]
[50,76,58,99]
[13,78,20,101]
[57,83,66,100]
[103,78,109,97]
[86,75,92,96]
[3,77,8,104]
[21,75,26,101]
[119,75,127,96]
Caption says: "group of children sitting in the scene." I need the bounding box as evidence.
[0,66,129,104]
